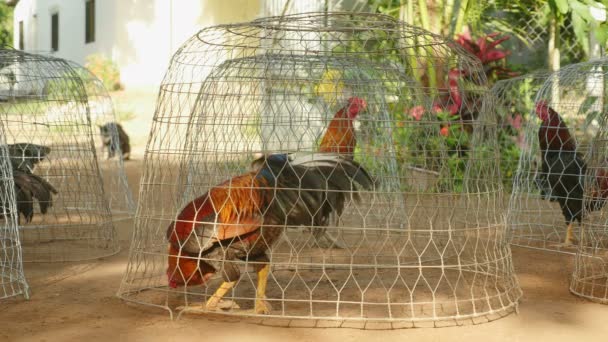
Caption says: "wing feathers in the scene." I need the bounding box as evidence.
[169,153,374,252]
[12,170,58,222]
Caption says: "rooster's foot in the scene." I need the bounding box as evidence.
[242,299,272,315]
[176,299,241,313]
[550,238,578,249]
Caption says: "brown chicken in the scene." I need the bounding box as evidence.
[167,154,373,314]
[318,97,367,158]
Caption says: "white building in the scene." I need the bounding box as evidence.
[11,0,366,89]
[11,0,264,88]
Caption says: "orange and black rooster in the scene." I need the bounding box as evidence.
[307,96,367,247]
[318,97,367,158]
[167,153,373,313]
[535,101,608,246]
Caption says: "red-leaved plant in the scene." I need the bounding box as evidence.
[455,32,518,82]
[407,32,517,136]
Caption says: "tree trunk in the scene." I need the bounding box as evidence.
[548,16,560,105]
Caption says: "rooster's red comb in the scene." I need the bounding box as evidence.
[348,97,367,108]
[346,97,367,118]
[535,100,551,121]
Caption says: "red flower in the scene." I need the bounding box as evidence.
[440,126,449,137]
[409,105,425,121]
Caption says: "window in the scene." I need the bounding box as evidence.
[18,21,24,50]
[85,0,95,43]
[51,13,58,51]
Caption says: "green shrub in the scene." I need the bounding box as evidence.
[85,54,123,91]
[45,68,91,102]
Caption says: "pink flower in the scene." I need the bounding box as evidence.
[409,105,425,121]
[512,132,526,149]
[508,114,522,130]
[432,103,444,113]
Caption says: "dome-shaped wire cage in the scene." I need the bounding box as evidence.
[0,121,28,300]
[490,71,572,252]
[553,60,608,303]
[507,61,606,254]
[0,48,120,262]
[119,12,521,324]
[64,61,136,221]
[490,71,550,192]
[572,125,608,303]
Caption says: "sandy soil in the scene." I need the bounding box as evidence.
[2,160,608,342]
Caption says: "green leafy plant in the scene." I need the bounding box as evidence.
[45,68,92,102]
[85,54,123,91]
[0,3,13,48]
[547,0,608,57]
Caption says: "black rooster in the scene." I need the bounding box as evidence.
[7,143,51,173]
[535,101,608,246]
[12,169,58,222]
[1,143,57,223]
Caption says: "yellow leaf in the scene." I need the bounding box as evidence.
[315,69,344,105]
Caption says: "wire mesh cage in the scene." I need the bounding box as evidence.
[572,125,608,303]
[119,12,521,324]
[0,120,28,300]
[507,61,606,255]
[490,71,550,191]
[560,60,608,303]
[64,61,136,221]
[0,48,119,262]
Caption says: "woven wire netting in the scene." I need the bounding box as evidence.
[514,8,586,65]
[0,49,118,262]
[64,61,136,221]
[119,12,521,324]
[0,120,28,300]
[507,61,605,255]
[490,71,551,191]
[557,60,608,303]
[490,71,564,252]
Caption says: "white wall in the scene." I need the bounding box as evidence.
[14,0,262,89]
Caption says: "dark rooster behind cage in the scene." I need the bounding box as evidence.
[534,101,608,246]
[0,143,57,224]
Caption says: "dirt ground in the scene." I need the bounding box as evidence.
[2,160,608,342]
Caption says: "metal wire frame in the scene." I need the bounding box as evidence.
[490,71,573,253]
[0,120,28,300]
[0,48,118,262]
[64,61,136,221]
[507,61,606,256]
[490,72,551,189]
[3,51,136,221]
[118,12,521,324]
[561,60,608,303]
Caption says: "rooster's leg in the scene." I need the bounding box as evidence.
[205,281,237,310]
[176,281,239,313]
[564,222,576,245]
[253,264,272,314]
[550,222,577,248]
